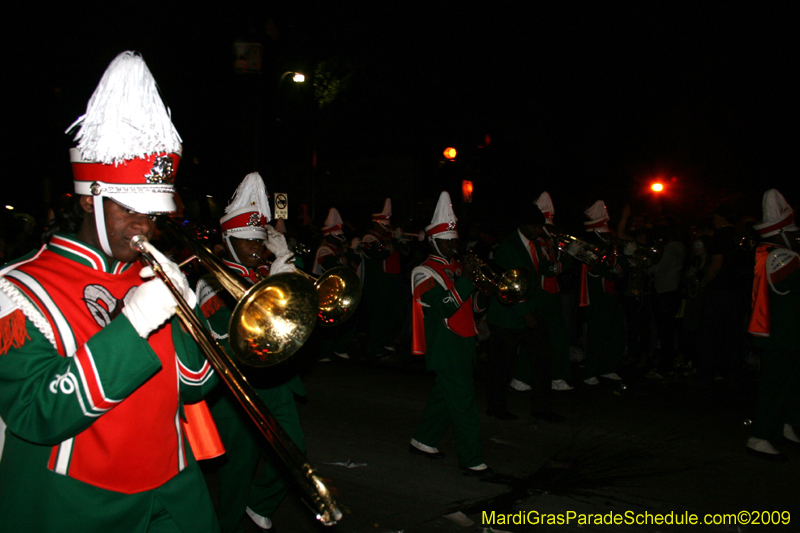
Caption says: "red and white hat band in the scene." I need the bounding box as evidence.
[426,222,458,240]
[71,149,180,193]
[323,224,343,235]
[221,210,267,238]
[584,219,610,231]
[755,213,795,237]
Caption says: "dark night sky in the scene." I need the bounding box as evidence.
[6,2,798,230]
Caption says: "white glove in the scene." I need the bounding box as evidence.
[122,279,179,338]
[269,253,298,276]
[392,227,408,243]
[350,237,361,250]
[138,245,197,309]
[623,241,638,256]
[265,224,291,257]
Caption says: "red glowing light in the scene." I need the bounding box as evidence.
[443,147,457,160]
[651,182,664,192]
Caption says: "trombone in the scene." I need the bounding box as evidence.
[131,228,342,525]
[461,251,531,305]
[251,253,362,327]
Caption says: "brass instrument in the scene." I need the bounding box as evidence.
[610,239,663,268]
[291,241,311,256]
[358,235,387,254]
[462,251,530,305]
[251,253,362,327]
[400,230,425,242]
[132,231,342,525]
[546,226,607,267]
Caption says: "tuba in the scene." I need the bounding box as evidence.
[462,251,530,305]
[137,222,342,525]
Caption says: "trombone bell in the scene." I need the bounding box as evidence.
[230,273,318,367]
[315,267,362,326]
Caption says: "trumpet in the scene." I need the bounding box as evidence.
[609,239,663,268]
[398,230,425,242]
[462,251,530,305]
[545,226,607,267]
[251,253,362,327]
[131,232,342,525]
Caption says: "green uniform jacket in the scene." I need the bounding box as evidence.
[0,238,218,533]
[487,229,538,329]
[413,259,483,371]
[752,247,800,350]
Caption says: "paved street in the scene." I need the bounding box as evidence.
[207,347,800,533]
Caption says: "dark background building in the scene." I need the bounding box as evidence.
[5,3,797,235]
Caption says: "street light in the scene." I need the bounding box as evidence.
[279,71,305,85]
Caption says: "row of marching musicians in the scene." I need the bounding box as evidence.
[298,185,800,474]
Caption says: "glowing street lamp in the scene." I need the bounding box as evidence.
[651,182,664,193]
[279,71,305,84]
[443,147,457,160]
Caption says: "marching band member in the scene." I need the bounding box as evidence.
[0,51,219,532]
[360,198,409,356]
[579,200,630,385]
[532,192,574,391]
[408,192,493,477]
[485,203,562,422]
[196,173,303,531]
[313,207,361,361]
[746,189,800,461]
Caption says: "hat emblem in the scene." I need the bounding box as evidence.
[144,155,175,184]
[248,212,262,227]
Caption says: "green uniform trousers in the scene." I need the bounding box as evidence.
[515,292,571,382]
[210,383,305,533]
[582,294,626,379]
[412,369,483,468]
[752,348,800,441]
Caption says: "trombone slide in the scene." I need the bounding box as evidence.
[130,236,342,525]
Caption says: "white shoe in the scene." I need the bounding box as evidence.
[383,345,396,352]
[551,379,574,391]
[600,372,621,381]
[747,437,780,454]
[583,377,599,385]
[410,438,441,454]
[509,379,532,391]
[333,351,350,360]
[318,357,332,363]
[785,424,800,443]
[246,507,273,530]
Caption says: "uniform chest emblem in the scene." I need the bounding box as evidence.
[83,284,134,327]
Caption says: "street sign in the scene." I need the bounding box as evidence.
[274,192,288,219]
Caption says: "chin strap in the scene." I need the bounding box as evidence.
[224,235,241,263]
[780,230,793,250]
[430,238,444,258]
[92,196,114,257]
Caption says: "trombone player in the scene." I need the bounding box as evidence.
[0,52,219,532]
[196,172,303,532]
